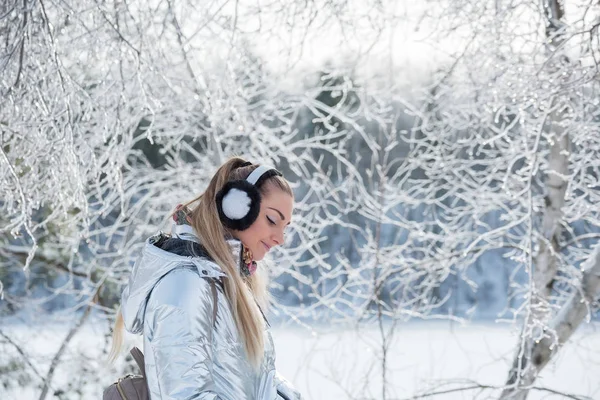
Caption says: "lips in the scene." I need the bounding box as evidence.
[262,242,271,252]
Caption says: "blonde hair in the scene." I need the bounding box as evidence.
[110,157,293,368]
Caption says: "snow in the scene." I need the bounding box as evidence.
[3,0,600,399]
[2,318,599,399]
[274,322,600,399]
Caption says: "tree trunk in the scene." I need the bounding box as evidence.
[500,1,569,398]
[501,243,600,399]
[500,130,569,400]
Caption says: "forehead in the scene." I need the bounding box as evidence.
[261,189,294,218]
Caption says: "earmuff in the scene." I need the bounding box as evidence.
[216,164,282,231]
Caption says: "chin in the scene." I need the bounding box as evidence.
[253,242,270,261]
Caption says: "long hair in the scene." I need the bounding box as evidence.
[110,157,292,368]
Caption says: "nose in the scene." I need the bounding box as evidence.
[272,229,284,246]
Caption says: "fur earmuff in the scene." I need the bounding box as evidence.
[222,188,251,219]
[216,180,262,231]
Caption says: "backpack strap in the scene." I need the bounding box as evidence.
[209,278,218,326]
[130,347,146,377]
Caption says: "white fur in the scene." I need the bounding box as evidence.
[222,188,251,219]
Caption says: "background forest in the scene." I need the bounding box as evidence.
[2,0,600,399]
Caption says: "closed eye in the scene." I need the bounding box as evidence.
[267,216,277,225]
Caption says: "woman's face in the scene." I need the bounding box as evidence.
[232,187,293,261]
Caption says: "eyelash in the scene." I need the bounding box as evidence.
[267,216,277,226]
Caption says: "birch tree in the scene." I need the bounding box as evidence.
[499,1,600,398]
[409,1,600,398]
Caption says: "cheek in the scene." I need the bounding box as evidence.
[242,219,269,246]
[252,218,270,239]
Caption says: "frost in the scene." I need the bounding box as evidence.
[2,0,600,399]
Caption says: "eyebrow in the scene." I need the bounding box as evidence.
[268,207,291,225]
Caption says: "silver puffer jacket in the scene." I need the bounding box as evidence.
[120,229,302,400]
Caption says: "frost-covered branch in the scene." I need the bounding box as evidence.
[2,0,600,398]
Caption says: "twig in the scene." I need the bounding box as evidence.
[396,382,593,400]
[0,328,45,382]
[37,287,100,400]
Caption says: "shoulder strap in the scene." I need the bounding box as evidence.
[256,302,271,328]
[130,347,146,377]
[209,279,218,326]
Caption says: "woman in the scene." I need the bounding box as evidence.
[110,157,301,400]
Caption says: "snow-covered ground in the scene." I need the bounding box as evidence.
[275,322,600,399]
[2,319,600,399]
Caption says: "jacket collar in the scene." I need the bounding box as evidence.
[171,222,244,275]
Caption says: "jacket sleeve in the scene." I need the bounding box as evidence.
[144,268,222,400]
[274,372,302,400]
